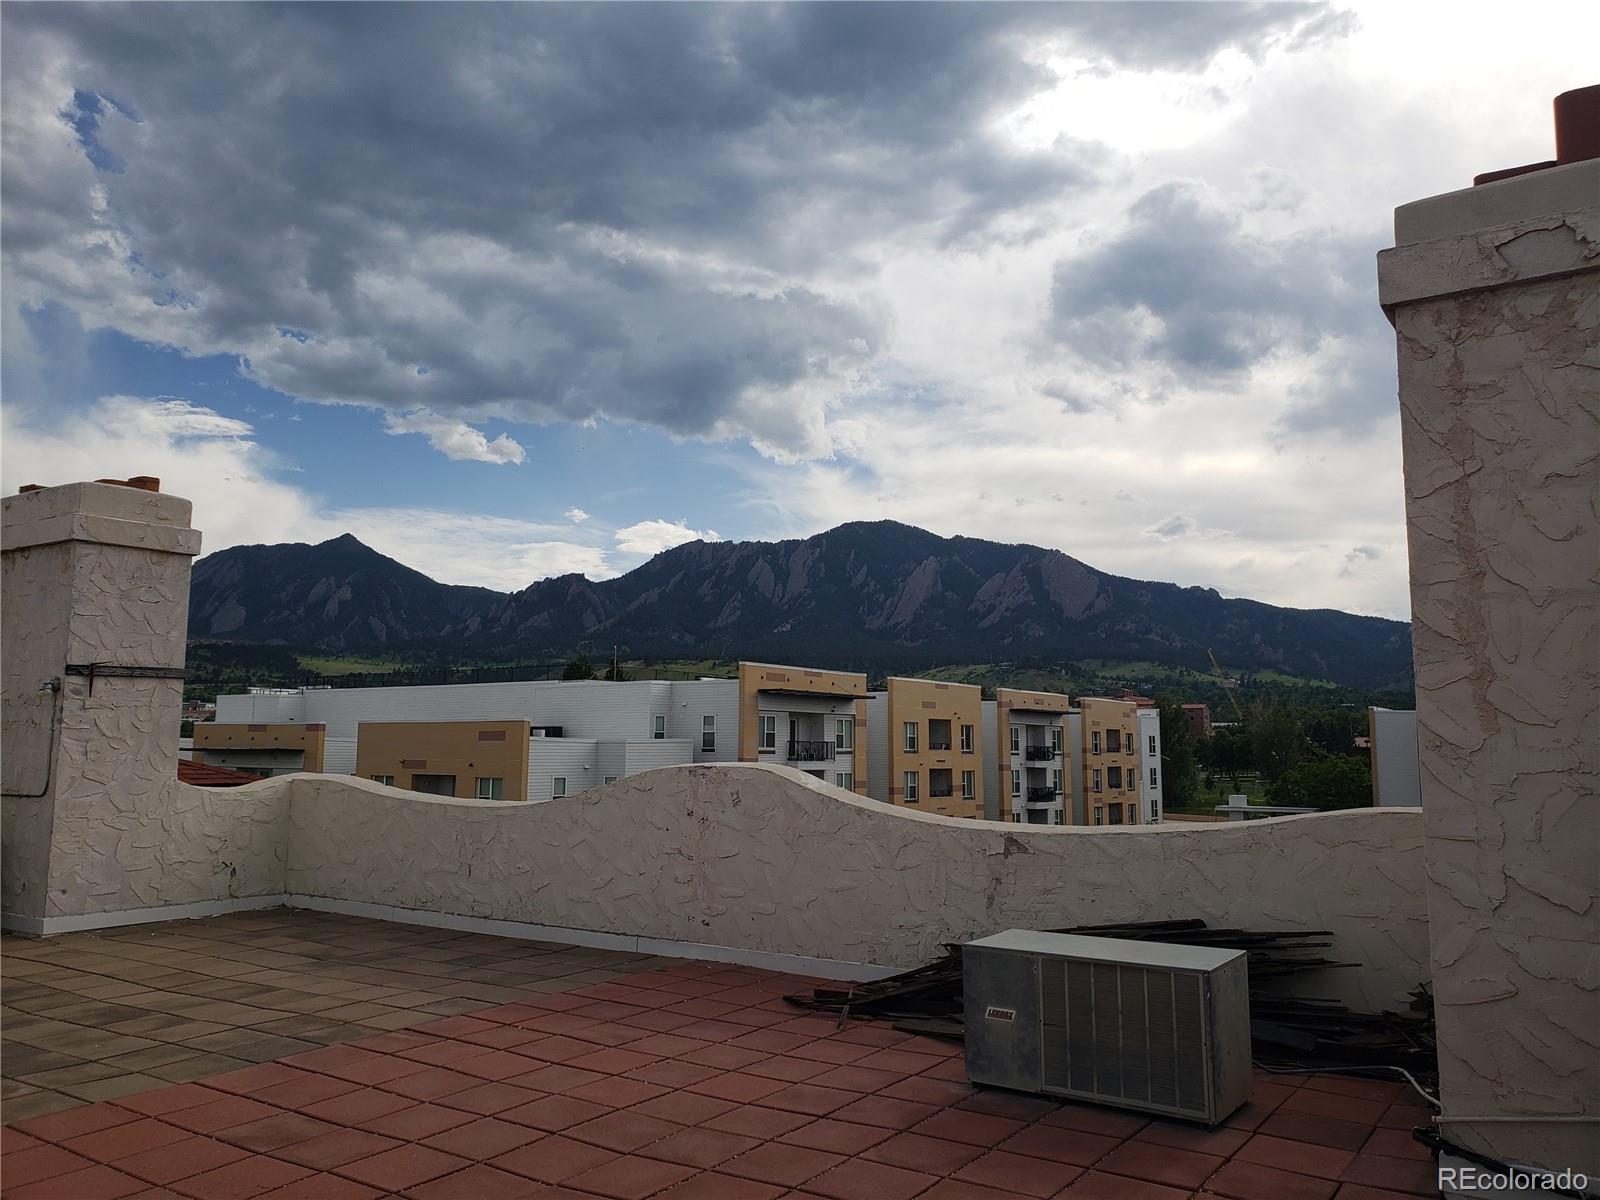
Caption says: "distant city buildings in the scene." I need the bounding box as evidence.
[204,662,1165,823]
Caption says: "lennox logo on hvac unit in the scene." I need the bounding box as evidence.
[985,1006,1017,1022]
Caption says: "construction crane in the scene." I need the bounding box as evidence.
[1208,648,1245,721]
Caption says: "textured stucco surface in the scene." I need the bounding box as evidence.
[1383,175,1600,1173]
[281,765,1429,1010]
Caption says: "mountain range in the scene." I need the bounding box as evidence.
[187,521,1414,688]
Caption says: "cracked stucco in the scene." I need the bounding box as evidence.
[1384,173,1599,1174]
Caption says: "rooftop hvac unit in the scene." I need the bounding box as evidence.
[963,929,1251,1125]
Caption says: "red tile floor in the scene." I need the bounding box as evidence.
[2,959,1440,1200]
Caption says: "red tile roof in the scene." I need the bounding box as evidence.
[178,759,263,787]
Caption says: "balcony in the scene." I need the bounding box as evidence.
[786,738,835,762]
[1026,785,1059,803]
[1024,745,1056,761]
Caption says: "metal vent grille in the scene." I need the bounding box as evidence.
[1040,957,1210,1115]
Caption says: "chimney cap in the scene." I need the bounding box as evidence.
[1474,83,1598,186]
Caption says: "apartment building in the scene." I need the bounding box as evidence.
[1080,696,1144,825]
[990,688,1071,824]
[1138,706,1164,823]
[737,662,868,796]
[865,678,983,819]
[191,722,330,777]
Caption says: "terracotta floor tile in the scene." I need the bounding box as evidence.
[1331,1186,1433,1200]
[1281,1088,1388,1126]
[300,1088,414,1126]
[394,1041,493,1069]
[560,1151,699,1197]
[500,1094,611,1132]
[458,1024,547,1050]
[412,1016,499,1039]
[518,1035,604,1064]
[271,1128,404,1171]
[254,1173,384,1199]
[995,1123,1119,1168]
[8,1162,148,1200]
[217,1112,342,1153]
[1204,1159,1339,1200]
[625,1034,712,1058]
[112,1084,223,1119]
[402,1162,549,1199]
[15,1101,140,1142]
[638,1125,761,1169]
[788,1041,873,1067]
[166,1096,279,1135]
[681,1045,772,1071]
[358,1102,475,1140]
[653,1171,787,1200]
[778,1118,892,1156]
[62,1117,191,1162]
[1037,1103,1149,1139]
[1260,1111,1375,1153]
[677,1021,759,1045]
[512,1063,608,1094]
[863,1130,985,1175]
[566,1109,681,1153]
[1298,1076,1402,1104]
[115,1135,250,1185]
[951,1148,1083,1198]
[170,1154,313,1200]
[828,1095,940,1132]
[254,1074,362,1110]
[490,1131,622,1184]
[434,1080,544,1115]
[627,1060,725,1089]
[1377,1103,1434,1131]
[280,1046,372,1074]
[1,1127,45,1154]
[1338,1153,1440,1196]
[689,1073,791,1104]
[1134,1119,1250,1158]
[917,1178,1036,1200]
[571,1022,653,1048]
[620,1011,699,1034]
[205,1064,310,1096]
[332,1144,469,1191]
[780,1067,898,1099]
[804,1156,940,1200]
[631,1090,737,1127]
[1,1144,97,1188]
[420,1115,541,1161]
[879,1077,976,1108]
[1238,1133,1356,1180]
[727,1030,817,1055]
[1094,1141,1224,1189]
[700,1106,814,1139]
[829,1026,910,1049]
[1360,1128,1432,1161]
[570,1075,671,1109]
[1055,1170,1193,1199]
[908,1109,1025,1149]
[743,1056,834,1084]
[721,1141,846,1187]
[951,1092,1059,1123]
[455,1050,548,1082]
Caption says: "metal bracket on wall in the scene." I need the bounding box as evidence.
[64,663,188,695]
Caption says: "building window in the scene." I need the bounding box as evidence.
[902,771,919,802]
[759,714,776,751]
[653,715,665,740]
[604,776,618,785]
[1011,768,1021,797]
[1094,808,1104,826]
[1127,805,1139,824]
[1148,734,1157,755]
[702,715,715,752]
[1092,768,1102,792]
[1108,765,1123,790]
[1107,729,1121,752]
[960,723,974,753]
[1108,803,1124,825]
[835,717,853,752]
[1053,811,1064,825]
[929,768,953,798]
[1010,726,1021,754]
[962,769,975,799]
[411,774,456,797]
[552,777,567,797]
[475,777,504,801]
[1091,730,1101,754]
[903,721,918,752]
[928,719,951,751]
[836,771,853,791]
[1051,769,1062,795]
[370,774,393,786]
[1150,767,1159,789]
[1051,727,1063,754]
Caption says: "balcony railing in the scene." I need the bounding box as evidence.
[787,739,835,762]
[928,740,952,751]
[1026,786,1059,803]
[1024,745,1056,761]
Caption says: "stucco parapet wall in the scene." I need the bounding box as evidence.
[279,763,1428,1009]
[2,482,201,556]
[1378,161,1600,313]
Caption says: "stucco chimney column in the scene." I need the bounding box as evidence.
[1,481,202,926]
[1378,154,1599,1177]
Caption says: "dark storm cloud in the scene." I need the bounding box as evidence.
[2,2,1333,455]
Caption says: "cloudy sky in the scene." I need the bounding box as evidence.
[2,4,1588,616]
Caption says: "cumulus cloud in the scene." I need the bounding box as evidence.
[1146,514,1198,540]
[614,519,722,558]
[383,409,525,464]
[564,508,590,523]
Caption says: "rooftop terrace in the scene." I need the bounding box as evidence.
[2,909,1437,1200]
